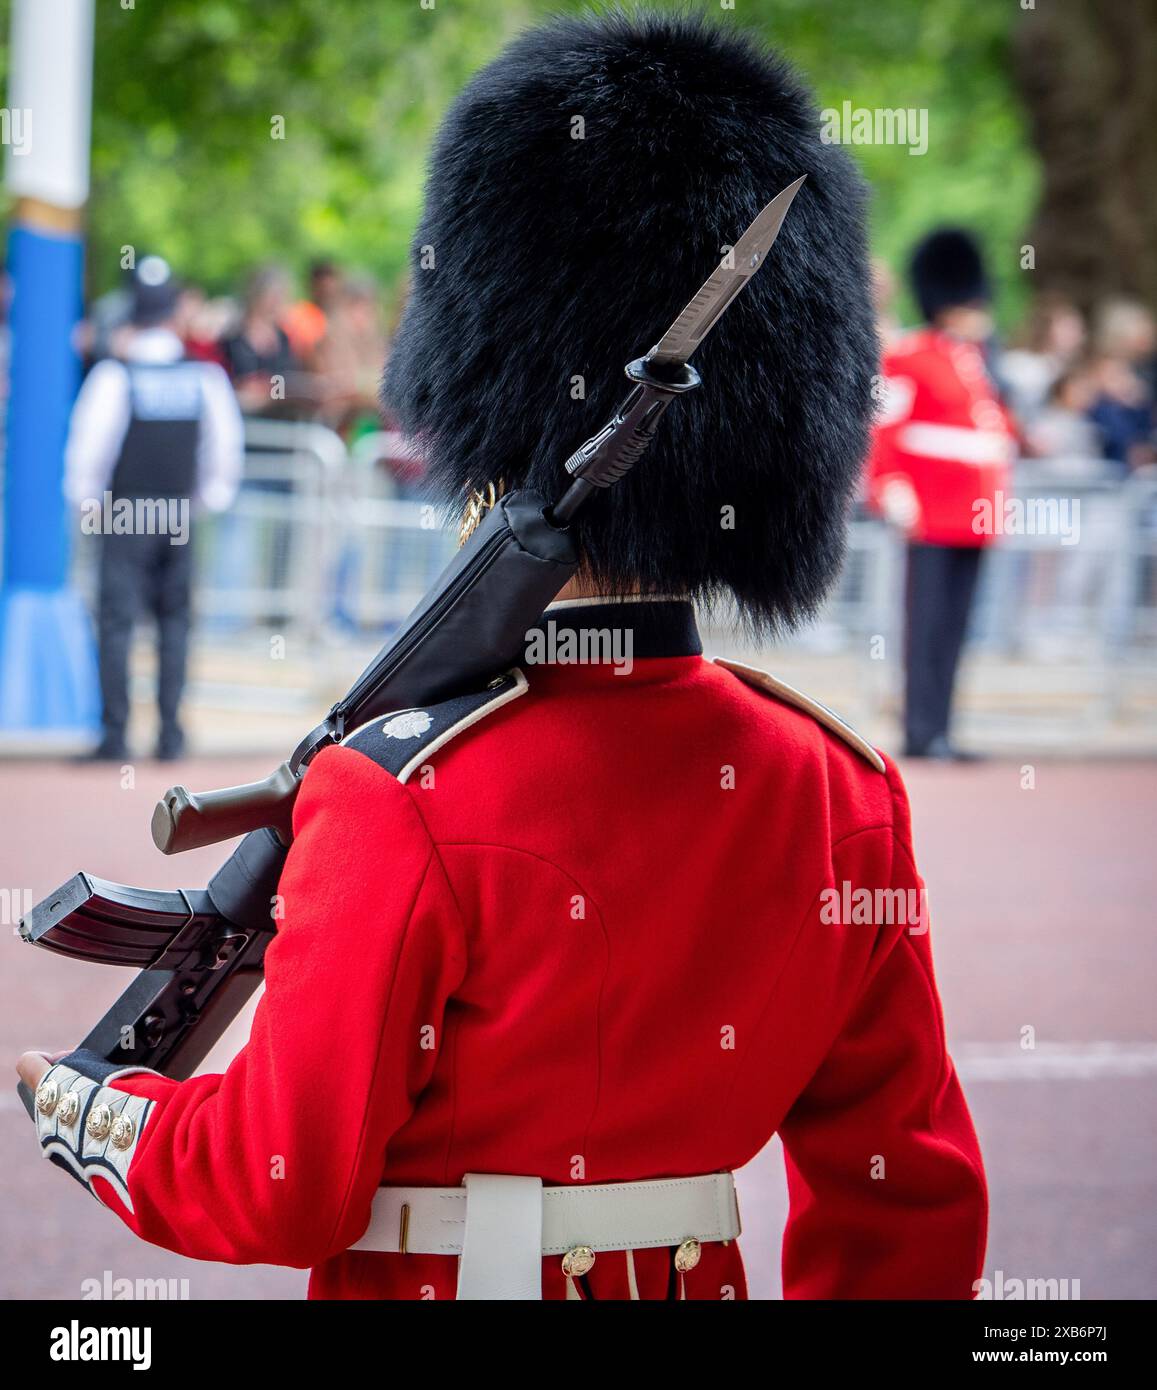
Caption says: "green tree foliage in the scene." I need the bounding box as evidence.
[2,0,1038,328]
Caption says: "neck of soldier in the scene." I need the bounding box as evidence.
[552,572,685,605]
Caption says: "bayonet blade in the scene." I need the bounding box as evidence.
[647,175,806,367]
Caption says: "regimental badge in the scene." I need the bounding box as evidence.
[380,711,434,741]
[346,670,529,783]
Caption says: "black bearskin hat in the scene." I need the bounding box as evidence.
[910,228,990,323]
[383,9,877,634]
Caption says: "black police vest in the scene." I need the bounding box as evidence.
[109,361,204,502]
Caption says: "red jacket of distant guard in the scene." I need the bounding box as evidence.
[51,599,987,1300]
[867,328,1016,546]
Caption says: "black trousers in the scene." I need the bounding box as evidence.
[903,542,983,754]
[97,529,194,745]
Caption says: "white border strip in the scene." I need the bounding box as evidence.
[396,669,530,784]
[955,1042,1157,1081]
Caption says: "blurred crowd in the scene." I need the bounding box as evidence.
[0,252,1150,486]
[0,255,1146,492]
[76,258,412,457]
[874,265,1157,476]
[998,296,1156,472]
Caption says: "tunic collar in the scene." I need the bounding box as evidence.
[528,597,702,662]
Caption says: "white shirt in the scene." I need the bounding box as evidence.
[64,328,244,513]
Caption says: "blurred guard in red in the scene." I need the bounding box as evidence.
[23,13,987,1299]
[867,230,1017,758]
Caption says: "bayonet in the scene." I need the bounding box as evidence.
[647,175,807,368]
[551,177,806,522]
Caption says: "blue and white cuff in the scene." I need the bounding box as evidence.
[34,1055,158,1213]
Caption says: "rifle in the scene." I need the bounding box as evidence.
[18,180,803,1116]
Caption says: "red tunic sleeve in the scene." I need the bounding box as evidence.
[778,765,988,1298]
[94,744,467,1266]
[863,347,917,514]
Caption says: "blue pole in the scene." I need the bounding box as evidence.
[0,219,99,733]
[1,0,99,738]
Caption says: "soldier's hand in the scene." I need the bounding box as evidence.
[16,1050,66,1090]
[880,478,921,533]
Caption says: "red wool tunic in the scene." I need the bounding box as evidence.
[867,328,1016,547]
[93,599,986,1299]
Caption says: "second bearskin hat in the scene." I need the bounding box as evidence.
[910,228,990,323]
[384,8,877,634]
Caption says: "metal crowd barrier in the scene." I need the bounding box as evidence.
[698,460,1157,731]
[195,420,456,640]
[68,423,1157,728]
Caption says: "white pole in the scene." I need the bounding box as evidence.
[5,0,95,210]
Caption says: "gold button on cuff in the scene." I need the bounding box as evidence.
[674,1238,702,1273]
[561,1245,596,1278]
[35,1080,61,1116]
[109,1113,136,1150]
[86,1104,113,1140]
[56,1091,81,1126]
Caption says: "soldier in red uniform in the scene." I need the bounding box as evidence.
[19,12,987,1300]
[867,229,1017,758]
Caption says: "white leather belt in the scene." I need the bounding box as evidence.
[350,1172,741,1299]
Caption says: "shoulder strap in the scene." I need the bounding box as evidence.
[344,668,528,783]
[714,657,885,773]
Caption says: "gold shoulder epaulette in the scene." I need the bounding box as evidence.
[714,658,886,773]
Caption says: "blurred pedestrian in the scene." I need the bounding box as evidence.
[283,257,343,364]
[1025,367,1100,459]
[78,274,134,368]
[998,293,1086,429]
[222,264,301,415]
[313,275,388,437]
[175,284,234,369]
[866,229,1017,759]
[1086,299,1156,471]
[64,257,244,760]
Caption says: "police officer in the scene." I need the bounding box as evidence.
[23,14,986,1300]
[65,257,244,760]
[867,229,1017,758]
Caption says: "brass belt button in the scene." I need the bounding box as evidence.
[56,1090,81,1126]
[86,1104,113,1141]
[561,1245,596,1278]
[674,1238,702,1273]
[35,1080,61,1117]
[110,1113,136,1150]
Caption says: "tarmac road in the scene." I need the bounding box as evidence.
[0,755,1153,1300]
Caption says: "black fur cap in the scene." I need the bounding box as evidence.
[910,228,990,323]
[383,8,877,634]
